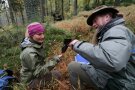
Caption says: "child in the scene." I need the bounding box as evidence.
[20,22,62,89]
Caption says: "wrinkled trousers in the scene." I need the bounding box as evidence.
[68,61,111,90]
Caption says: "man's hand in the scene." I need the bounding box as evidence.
[68,39,79,48]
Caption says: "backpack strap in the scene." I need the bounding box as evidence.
[0,70,5,74]
[0,70,7,78]
[0,69,13,78]
[1,76,15,81]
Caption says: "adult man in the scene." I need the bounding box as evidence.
[68,5,135,90]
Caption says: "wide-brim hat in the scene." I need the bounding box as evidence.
[87,5,119,26]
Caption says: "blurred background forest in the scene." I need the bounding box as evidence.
[1,0,135,25]
[1,0,135,90]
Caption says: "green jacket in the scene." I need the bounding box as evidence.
[20,39,58,84]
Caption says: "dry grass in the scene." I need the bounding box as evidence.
[53,17,90,34]
[47,42,75,90]
[117,5,135,22]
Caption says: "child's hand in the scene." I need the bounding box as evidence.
[58,54,63,58]
[53,54,62,63]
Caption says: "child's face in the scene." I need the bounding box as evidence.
[32,32,44,44]
[25,29,29,37]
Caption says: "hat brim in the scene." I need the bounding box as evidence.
[87,7,119,26]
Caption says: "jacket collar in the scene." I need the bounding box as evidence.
[20,37,43,50]
[97,16,125,42]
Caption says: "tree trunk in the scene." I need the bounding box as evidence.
[69,0,70,10]
[73,0,77,16]
[0,15,2,26]
[55,0,59,14]
[83,0,90,6]
[93,0,100,7]
[24,0,40,23]
[101,0,106,5]
[45,0,48,16]
[20,10,25,25]
[61,0,64,19]
[114,0,121,6]
[15,12,18,25]
[50,0,53,15]
[3,2,10,25]
[83,0,90,10]
[5,9,10,25]
[7,0,15,24]
[40,0,45,23]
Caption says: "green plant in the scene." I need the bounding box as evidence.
[44,25,72,56]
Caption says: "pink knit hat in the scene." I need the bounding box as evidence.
[27,22,45,36]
